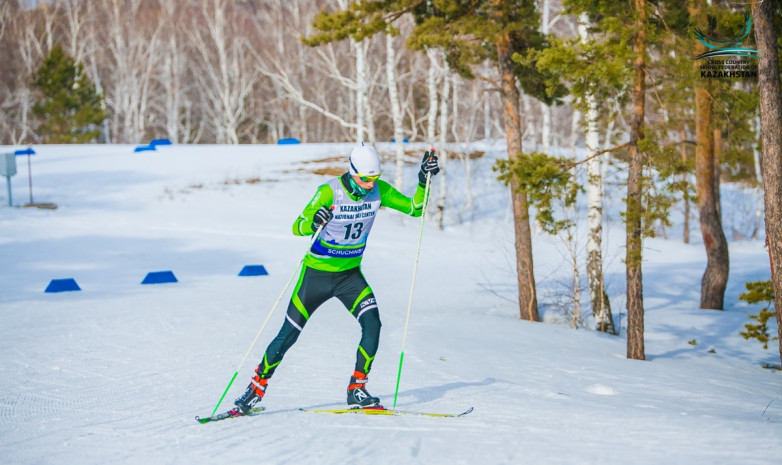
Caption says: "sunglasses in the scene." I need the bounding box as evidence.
[358,173,381,182]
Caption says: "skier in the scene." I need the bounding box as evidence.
[234,145,440,413]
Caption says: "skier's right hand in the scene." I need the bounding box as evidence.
[418,149,440,185]
[312,206,333,232]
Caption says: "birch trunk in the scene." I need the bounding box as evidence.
[540,0,551,154]
[522,93,536,147]
[579,14,614,335]
[483,61,492,140]
[386,34,405,189]
[569,106,580,158]
[84,0,109,142]
[426,48,439,145]
[435,65,450,230]
[353,39,366,142]
[541,103,551,153]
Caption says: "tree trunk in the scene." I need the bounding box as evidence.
[497,33,538,322]
[541,103,551,153]
[539,0,551,154]
[426,48,439,145]
[692,11,729,309]
[354,37,367,142]
[483,61,492,139]
[680,127,690,244]
[752,116,763,240]
[626,0,647,361]
[435,64,449,230]
[385,34,405,190]
[752,0,782,365]
[579,14,614,334]
[522,93,536,146]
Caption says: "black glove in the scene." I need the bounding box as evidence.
[311,206,333,232]
[418,149,440,185]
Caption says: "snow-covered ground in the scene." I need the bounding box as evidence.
[1,143,780,465]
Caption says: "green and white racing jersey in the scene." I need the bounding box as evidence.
[292,173,427,272]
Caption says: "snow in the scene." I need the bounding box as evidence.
[1,142,780,465]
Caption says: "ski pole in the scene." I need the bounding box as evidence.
[210,217,328,415]
[392,163,434,410]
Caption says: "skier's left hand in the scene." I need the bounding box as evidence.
[418,149,440,185]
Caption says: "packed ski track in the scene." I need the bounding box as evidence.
[1,143,781,464]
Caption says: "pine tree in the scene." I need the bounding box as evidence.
[31,44,106,143]
[752,0,782,364]
[633,2,756,311]
[406,0,566,321]
[690,1,728,311]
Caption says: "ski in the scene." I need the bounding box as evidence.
[195,406,265,424]
[197,405,473,422]
[300,406,473,418]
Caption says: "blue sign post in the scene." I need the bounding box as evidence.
[14,147,36,205]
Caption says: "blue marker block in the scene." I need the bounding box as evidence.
[141,270,178,285]
[45,278,81,293]
[15,148,36,156]
[238,265,268,277]
[150,138,172,146]
[133,145,156,153]
[277,138,301,145]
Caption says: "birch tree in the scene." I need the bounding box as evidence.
[0,1,16,142]
[578,14,614,334]
[189,0,256,144]
[426,47,440,144]
[157,0,193,144]
[434,62,450,229]
[537,0,654,355]
[533,5,629,334]
[354,37,369,142]
[539,0,553,153]
[102,0,162,143]
[386,32,406,189]
[59,0,89,65]
[82,0,110,142]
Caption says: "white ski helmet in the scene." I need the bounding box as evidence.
[348,145,381,177]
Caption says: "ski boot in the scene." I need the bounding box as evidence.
[347,370,381,408]
[234,374,268,414]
